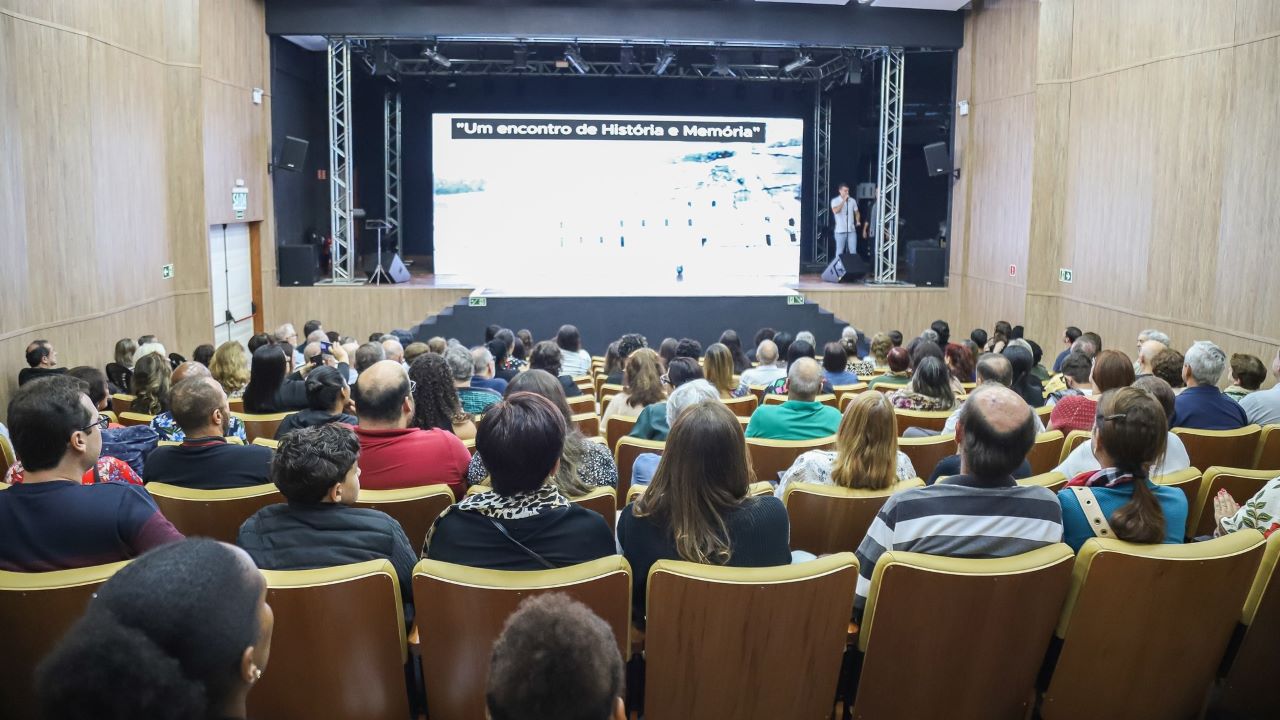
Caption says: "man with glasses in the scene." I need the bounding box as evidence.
[353,360,470,498]
[0,376,183,571]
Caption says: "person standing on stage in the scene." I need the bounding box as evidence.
[830,183,859,258]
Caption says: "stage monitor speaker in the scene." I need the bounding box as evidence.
[923,142,951,177]
[364,252,411,284]
[821,253,870,284]
[278,244,319,286]
[908,244,947,287]
[277,136,309,172]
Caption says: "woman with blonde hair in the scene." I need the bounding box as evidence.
[209,340,251,397]
[129,352,172,415]
[868,332,893,369]
[776,391,916,497]
[619,401,790,622]
[601,348,665,428]
[702,343,737,399]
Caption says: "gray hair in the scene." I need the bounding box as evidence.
[756,339,779,365]
[796,331,816,347]
[444,346,474,381]
[665,379,720,427]
[1139,329,1171,347]
[1006,338,1033,353]
[273,323,296,342]
[1070,336,1098,359]
[920,329,939,344]
[306,330,327,344]
[1184,340,1227,386]
[841,325,859,342]
[134,342,167,364]
[471,346,493,374]
[353,342,386,373]
[787,357,823,399]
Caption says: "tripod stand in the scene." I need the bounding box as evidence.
[365,219,394,285]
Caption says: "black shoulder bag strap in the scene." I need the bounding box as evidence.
[487,517,557,570]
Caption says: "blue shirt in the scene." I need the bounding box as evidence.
[1052,349,1071,373]
[824,370,860,387]
[471,376,508,395]
[1058,479,1188,551]
[1170,385,1249,430]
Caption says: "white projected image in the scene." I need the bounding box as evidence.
[432,114,803,288]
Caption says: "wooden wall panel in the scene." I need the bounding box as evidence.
[1234,0,1280,39]
[264,287,469,343]
[1068,0,1234,79]
[202,77,269,225]
[969,0,1037,102]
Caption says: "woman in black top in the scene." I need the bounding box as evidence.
[243,343,350,414]
[1003,343,1046,408]
[618,400,791,623]
[529,340,582,398]
[718,329,751,374]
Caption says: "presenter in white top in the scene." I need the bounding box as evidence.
[830,183,859,257]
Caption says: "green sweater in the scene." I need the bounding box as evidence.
[629,402,670,441]
[744,401,842,440]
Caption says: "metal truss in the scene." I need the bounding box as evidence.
[383,91,402,252]
[871,48,905,284]
[810,89,832,266]
[323,38,359,284]
[392,54,856,84]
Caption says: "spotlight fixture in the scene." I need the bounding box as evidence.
[783,53,812,74]
[654,47,675,76]
[421,46,451,69]
[564,45,588,74]
[513,44,528,70]
[712,52,736,77]
[619,45,636,72]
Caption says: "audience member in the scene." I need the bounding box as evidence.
[601,341,622,384]
[192,344,215,367]
[273,366,357,438]
[985,321,1012,353]
[19,339,67,386]
[1152,348,1186,390]
[841,326,875,377]
[776,391,916,498]
[1049,350,1135,433]
[620,401,790,622]
[969,328,988,350]
[448,345,502,414]
[746,327,775,362]
[530,340,584,397]
[486,593,626,720]
[1136,328,1171,355]
[354,360,470,497]
[630,380,721,486]
[1003,343,1046,408]
[353,341,386,375]
[144,378,272,489]
[607,333,648,384]
[403,341,431,366]
[245,342,349,414]
[246,332,271,355]
[944,342,976,389]
[887,330,904,348]
[630,357,703,440]
[703,343,737,398]
[1213,475,1280,537]
[427,336,448,355]
[1053,375,1190,481]
[129,351,172,415]
[516,329,534,354]
[556,325,593,377]
[106,338,137,392]
[795,330,817,348]
[1225,353,1266,402]
[601,348,664,430]
[907,335,944,371]
[867,346,911,389]
[467,370,617,495]
[471,346,508,395]
[1135,339,1167,377]
[718,329,750,374]
[772,331,795,360]
[1058,387,1188,551]
[493,329,525,378]
[888,356,956,412]
[0,377,182,571]
[867,332,893,368]
[424,393,614,568]
[656,337,679,368]
[762,339,834,396]
[822,341,860,387]
[1028,340,1050,382]
[66,366,113,422]
[1081,331,1104,353]
[745,358,841,441]
[1046,351,1093,406]
[409,353,477,440]
[275,323,303,367]
[1053,326,1083,372]
[1240,348,1280,426]
[853,384,1064,612]
[238,424,417,605]
[149,361,247,442]
[485,338,516,383]
[210,341,251,397]
[1171,341,1247,430]
[134,341,168,366]
[930,320,951,349]
[672,338,702,361]
[736,339,785,394]
[378,338,403,366]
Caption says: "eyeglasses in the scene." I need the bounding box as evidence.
[81,415,109,433]
[660,374,671,385]
[408,379,417,396]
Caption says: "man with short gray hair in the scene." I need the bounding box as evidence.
[1241,348,1280,427]
[631,380,722,486]
[736,340,786,395]
[448,345,501,414]
[470,346,507,395]
[1138,328,1171,352]
[744,357,841,441]
[1171,340,1247,430]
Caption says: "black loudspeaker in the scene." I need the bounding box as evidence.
[364,252,411,284]
[278,244,319,286]
[277,136,309,172]
[908,244,947,287]
[821,253,870,283]
[923,142,951,177]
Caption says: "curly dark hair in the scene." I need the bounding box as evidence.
[272,423,361,503]
[410,353,469,432]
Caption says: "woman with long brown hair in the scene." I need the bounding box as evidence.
[776,391,916,497]
[1058,386,1188,551]
[129,352,171,415]
[618,401,790,622]
[702,343,737,399]
[601,348,664,428]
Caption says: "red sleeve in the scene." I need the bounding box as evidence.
[445,433,471,500]
[119,486,185,554]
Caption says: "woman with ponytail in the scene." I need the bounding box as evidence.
[37,538,274,720]
[1057,387,1189,551]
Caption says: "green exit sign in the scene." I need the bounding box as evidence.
[787,294,805,305]
[161,264,174,279]
[1059,268,1074,284]
[468,296,488,307]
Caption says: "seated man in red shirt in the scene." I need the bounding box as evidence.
[354,360,470,498]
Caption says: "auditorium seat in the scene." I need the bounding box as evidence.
[117,411,154,427]
[852,545,1074,720]
[250,560,409,720]
[355,484,455,551]
[782,478,924,555]
[748,385,768,402]
[1040,531,1266,720]
[1252,424,1280,470]
[643,553,857,720]
[629,480,772,506]
[252,437,278,449]
[721,394,758,417]
[571,411,600,438]
[145,482,282,543]
[1173,425,1262,474]
[893,409,953,434]
[462,437,476,455]
[159,437,244,446]
[566,393,596,415]
[572,375,595,394]
[1187,467,1275,538]
[0,560,129,718]
[603,413,638,452]
[597,382,624,403]
[832,383,868,404]
[1059,430,1091,464]
[1035,405,1053,424]
[233,411,295,444]
[569,485,617,533]
[896,434,956,481]
[412,556,631,720]
[1152,468,1203,535]
[615,436,664,499]
[110,392,135,414]
[1216,530,1280,719]
[1017,471,1068,495]
[0,434,14,471]
[1027,431,1066,475]
[227,396,243,412]
[101,410,118,424]
[745,436,836,483]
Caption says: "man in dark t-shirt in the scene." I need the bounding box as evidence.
[144,377,272,489]
[18,339,68,386]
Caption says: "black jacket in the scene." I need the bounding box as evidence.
[142,437,272,489]
[274,410,358,439]
[424,505,614,571]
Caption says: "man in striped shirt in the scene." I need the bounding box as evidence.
[854,383,1064,612]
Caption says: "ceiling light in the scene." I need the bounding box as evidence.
[421,46,451,69]
[620,45,636,72]
[513,44,528,70]
[564,46,588,74]
[783,53,812,74]
[654,48,676,76]
[712,52,736,77]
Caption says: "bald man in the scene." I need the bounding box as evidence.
[744,357,841,441]
[737,340,786,394]
[150,361,247,442]
[1135,339,1167,376]
[853,383,1064,612]
[352,360,470,497]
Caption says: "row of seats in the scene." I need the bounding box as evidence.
[4,529,1276,719]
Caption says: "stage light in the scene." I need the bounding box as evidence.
[513,44,528,70]
[564,46,588,74]
[620,45,636,72]
[421,46,451,69]
[712,52,736,77]
[783,53,812,74]
[654,48,675,76]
